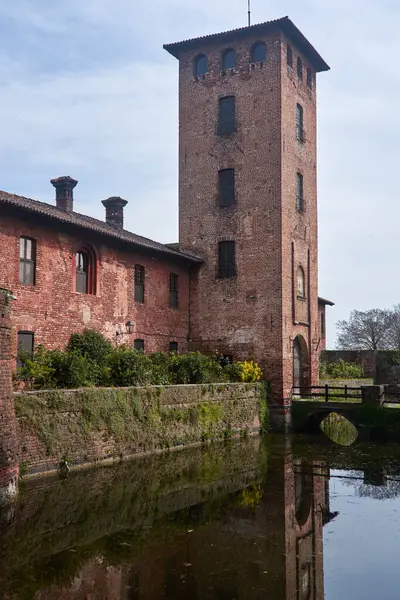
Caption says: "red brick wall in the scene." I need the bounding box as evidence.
[0,289,19,502]
[0,208,190,354]
[280,37,320,397]
[177,29,323,400]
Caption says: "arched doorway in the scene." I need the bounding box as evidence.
[293,336,309,394]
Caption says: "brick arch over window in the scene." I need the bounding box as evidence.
[75,245,97,295]
[193,54,207,77]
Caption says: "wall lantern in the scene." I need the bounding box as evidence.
[115,320,135,343]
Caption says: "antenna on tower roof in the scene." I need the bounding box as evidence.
[247,0,251,26]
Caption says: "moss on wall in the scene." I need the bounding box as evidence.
[15,383,267,475]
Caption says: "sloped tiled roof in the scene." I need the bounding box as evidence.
[0,190,202,264]
[318,296,335,306]
[164,16,330,73]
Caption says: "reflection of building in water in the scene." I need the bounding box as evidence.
[26,444,331,600]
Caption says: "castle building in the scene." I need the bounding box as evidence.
[0,17,331,401]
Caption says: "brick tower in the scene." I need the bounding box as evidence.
[0,288,19,504]
[164,17,329,405]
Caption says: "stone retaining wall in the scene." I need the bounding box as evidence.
[15,383,266,476]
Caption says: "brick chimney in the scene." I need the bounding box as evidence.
[102,197,128,229]
[50,176,78,212]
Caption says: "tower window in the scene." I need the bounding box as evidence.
[134,264,145,303]
[296,172,304,211]
[251,42,267,63]
[297,56,303,80]
[169,341,179,353]
[297,267,305,299]
[296,104,304,142]
[134,339,145,351]
[218,241,236,278]
[194,54,207,77]
[321,311,326,336]
[287,45,293,67]
[218,96,236,135]
[76,247,96,294]
[19,237,36,285]
[222,49,236,70]
[218,169,235,207]
[306,67,312,89]
[169,273,179,309]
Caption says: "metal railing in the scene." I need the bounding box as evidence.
[292,384,362,402]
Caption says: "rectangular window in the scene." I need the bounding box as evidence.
[218,241,236,278]
[218,169,235,207]
[17,331,34,367]
[296,172,304,211]
[218,96,236,135]
[19,237,36,285]
[169,273,179,308]
[134,339,145,351]
[321,312,326,337]
[287,45,293,67]
[134,264,145,303]
[169,341,179,353]
[296,104,304,142]
[306,67,312,89]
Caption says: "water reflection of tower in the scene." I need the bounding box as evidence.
[284,451,336,600]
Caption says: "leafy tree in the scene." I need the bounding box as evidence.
[336,309,393,350]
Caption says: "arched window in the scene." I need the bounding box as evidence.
[297,267,305,299]
[222,48,236,70]
[287,44,293,67]
[251,42,267,63]
[297,56,303,80]
[76,246,96,295]
[193,54,207,77]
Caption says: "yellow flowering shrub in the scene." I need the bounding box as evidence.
[235,360,263,382]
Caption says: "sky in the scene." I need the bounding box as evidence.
[0,0,399,347]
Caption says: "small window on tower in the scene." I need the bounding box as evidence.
[222,49,236,70]
[287,45,293,67]
[297,56,303,80]
[218,241,236,278]
[251,42,267,63]
[218,169,235,207]
[218,96,236,135]
[306,67,312,89]
[169,341,179,353]
[297,267,305,299]
[296,172,304,211]
[194,54,207,77]
[321,311,326,336]
[296,104,304,142]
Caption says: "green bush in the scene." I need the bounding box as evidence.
[15,334,264,390]
[67,329,112,365]
[319,359,364,380]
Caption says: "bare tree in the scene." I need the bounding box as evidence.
[336,309,393,350]
[387,304,400,349]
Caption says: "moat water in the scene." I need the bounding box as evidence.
[2,432,400,599]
